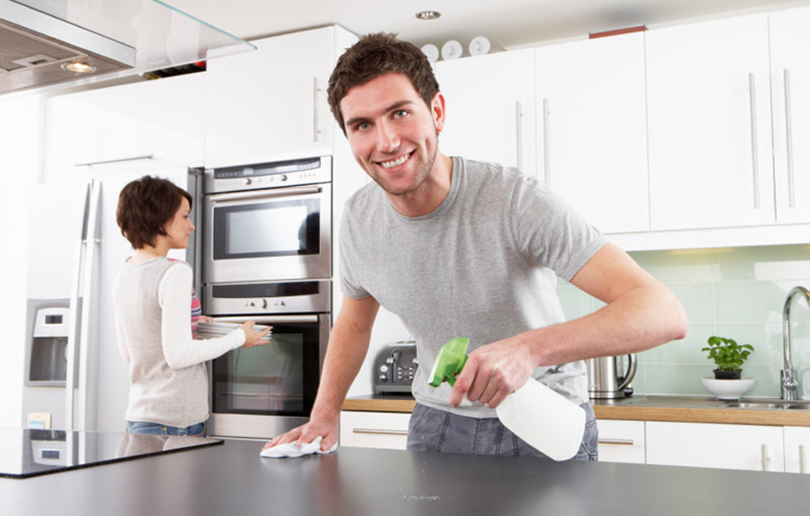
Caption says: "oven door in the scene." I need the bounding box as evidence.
[207,314,329,439]
[204,183,331,283]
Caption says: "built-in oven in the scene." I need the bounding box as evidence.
[205,279,330,440]
[204,156,332,284]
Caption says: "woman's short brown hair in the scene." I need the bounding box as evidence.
[116,176,192,249]
[327,32,440,134]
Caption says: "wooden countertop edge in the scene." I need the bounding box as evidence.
[342,398,810,426]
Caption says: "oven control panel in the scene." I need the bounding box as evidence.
[207,156,332,193]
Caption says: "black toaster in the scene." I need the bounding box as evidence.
[373,342,418,394]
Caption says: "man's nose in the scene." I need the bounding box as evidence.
[377,121,400,152]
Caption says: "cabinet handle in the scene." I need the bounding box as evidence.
[761,443,769,472]
[515,101,523,170]
[784,68,796,208]
[800,444,806,474]
[748,73,761,210]
[542,98,550,185]
[313,77,320,143]
[75,154,154,167]
[597,438,634,446]
[352,428,408,436]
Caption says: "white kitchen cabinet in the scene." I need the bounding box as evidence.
[534,33,649,234]
[434,49,536,178]
[44,73,205,181]
[646,14,774,231]
[646,421,784,472]
[769,6,810,225]
[596,419,645,464]
[339,411,410,450]
[784,426,810,474]
[205,26,356,168]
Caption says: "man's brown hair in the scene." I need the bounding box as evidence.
[327,32,440,134]
[116,176,192,249]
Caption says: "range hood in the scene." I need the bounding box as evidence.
[0,0,255,96]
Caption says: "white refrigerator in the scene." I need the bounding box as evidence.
[22,168,204,433]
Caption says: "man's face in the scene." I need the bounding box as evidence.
[339,73,445,196]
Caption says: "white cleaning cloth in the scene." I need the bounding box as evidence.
[260,436,337,459]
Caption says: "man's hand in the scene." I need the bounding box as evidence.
[448,335,537,409]
[261,416,339,453]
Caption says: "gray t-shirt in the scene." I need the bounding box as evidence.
[340,157,607,417]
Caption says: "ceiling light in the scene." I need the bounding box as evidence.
[415,11,441,21]
[61,61,97,74]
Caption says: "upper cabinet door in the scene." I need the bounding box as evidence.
[770,6,810,224]
[535,33,649,234]
[205,27,335,168]
[646,14,774,231]
[435,49,536,178]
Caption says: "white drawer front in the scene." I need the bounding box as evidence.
[340,411,411,450]
[596,419,646,464]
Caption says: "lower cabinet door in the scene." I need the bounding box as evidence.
[646,421,784,472]
[596,419,645,464]
[339,411,411,450]
[784,426,810,474]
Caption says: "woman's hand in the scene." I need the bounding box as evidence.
[239,320,272,348]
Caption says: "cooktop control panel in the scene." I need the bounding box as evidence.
[373,342,418,394]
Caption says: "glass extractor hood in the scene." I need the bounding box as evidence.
[0,0,255,96]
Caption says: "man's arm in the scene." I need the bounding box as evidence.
[450,243,687,408]
[262,295,380,451]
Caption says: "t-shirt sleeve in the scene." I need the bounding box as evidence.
[511,177,607,282]
[158,263,245,369]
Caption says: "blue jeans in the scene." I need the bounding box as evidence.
[126,421,205,437]
[406,402,598,461]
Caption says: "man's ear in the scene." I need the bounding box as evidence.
[431,92,446,133]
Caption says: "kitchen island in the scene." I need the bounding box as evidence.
[2,438,808,515]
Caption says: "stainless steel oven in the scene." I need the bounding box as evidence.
[205,280,330,440]
[204,156,332,284]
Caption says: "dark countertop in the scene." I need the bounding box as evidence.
[2,438,809,516]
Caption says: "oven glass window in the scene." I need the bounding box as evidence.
[214,199,320,259]
[211,321,320,417]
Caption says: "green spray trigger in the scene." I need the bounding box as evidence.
[428,337,470,388]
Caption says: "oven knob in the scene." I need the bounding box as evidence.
[378,374,387,382]
[244,178,252,185]
[279,174,288,182]
[261,299,268,309]
[245,301,256,307]
[274,301,286,307]
[379,364,389,373]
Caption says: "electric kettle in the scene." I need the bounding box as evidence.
[585,354,637,399]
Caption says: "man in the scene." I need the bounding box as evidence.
[264,33,687,460]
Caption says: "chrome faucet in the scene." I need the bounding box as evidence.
[782,286,810,401]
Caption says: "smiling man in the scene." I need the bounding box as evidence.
[263,33,687,460]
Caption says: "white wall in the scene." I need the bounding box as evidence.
[0,94,41,427]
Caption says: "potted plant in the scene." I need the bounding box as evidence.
[702,336,754,379]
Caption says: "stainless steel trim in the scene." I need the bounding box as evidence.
[352,429,409,436]
[784,69,796,208]
[597,439,635,446]
[208,185,323,204]
[207,413,310,440]
[74,154,154,167]
[542,98,550,185]
[313,77,319,142]
[748,73,761,210]
[213,315,319,324]
[515,101,523,169]
[761,443,769,471]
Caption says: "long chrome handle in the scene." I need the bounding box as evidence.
[75,154,154,167]
[209,185,322,204]
[515,101,523,169]
[800,444,806,474]
[748,73,761,210]
[542,98,550,185]
[352,428,409,436]
[213,315,319,324]
[597,439,635,446]
[761,443,769,471]
[784,68,796,208]
[313,77,320,142]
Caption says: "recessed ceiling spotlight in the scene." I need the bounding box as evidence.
[61,61,97,74]
[415,11,441,21]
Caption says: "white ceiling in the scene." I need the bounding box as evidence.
[172,0,805,51]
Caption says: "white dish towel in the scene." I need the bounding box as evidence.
[260,436,337,459]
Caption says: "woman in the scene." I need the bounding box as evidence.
[113,175,270,436]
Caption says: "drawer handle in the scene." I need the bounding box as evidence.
[784,68,796,208]
[352,428,408,436]
[748,73,761,210]
[598,438,634,446]
[761,443,769,472]
[75,154,154,167]
[800,444,806,475]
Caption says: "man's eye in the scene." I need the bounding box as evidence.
[394,110,408,118]
[356,122,370,131]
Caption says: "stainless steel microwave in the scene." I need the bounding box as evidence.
[203,157,332,284]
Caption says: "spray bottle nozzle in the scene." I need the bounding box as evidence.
[428,337,470,388]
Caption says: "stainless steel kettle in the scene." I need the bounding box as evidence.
[585,354,637,399]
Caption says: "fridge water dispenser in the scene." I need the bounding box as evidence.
[26,304,71,385]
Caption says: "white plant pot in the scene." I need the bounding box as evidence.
[701,377,755,400]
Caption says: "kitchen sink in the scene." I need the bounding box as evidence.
[723,400,810,410]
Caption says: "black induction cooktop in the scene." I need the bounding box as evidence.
[0,428,222,478]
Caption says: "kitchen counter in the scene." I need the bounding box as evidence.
[343,394,810,426]
[2,438,808,515]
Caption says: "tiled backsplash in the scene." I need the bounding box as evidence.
[558,244,810,398]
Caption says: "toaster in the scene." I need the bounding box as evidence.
[373,342,418,394]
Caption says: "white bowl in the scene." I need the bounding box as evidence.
[701,377,755,400]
